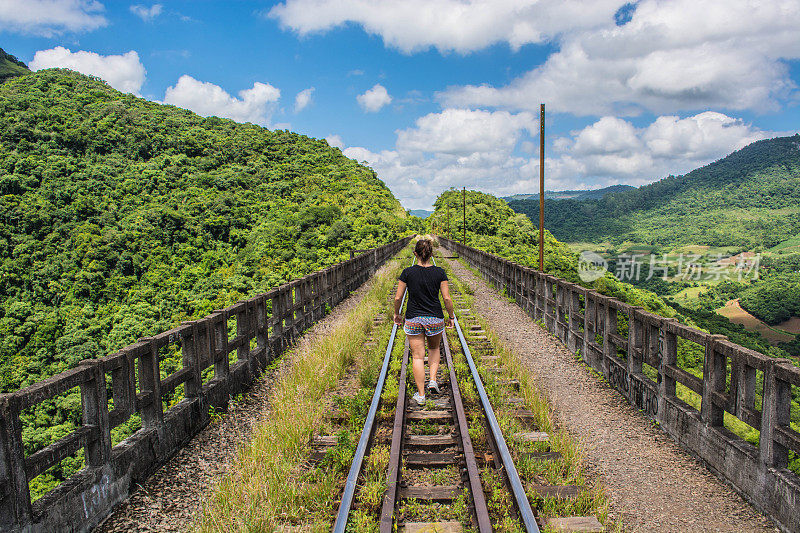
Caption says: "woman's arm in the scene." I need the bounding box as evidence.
[393,280,407,325]
[440,280,455,328]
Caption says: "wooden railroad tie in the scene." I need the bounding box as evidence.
[403,521,463,532]
[545,516,605,532]
[400,485,460,502]
[405,452,457,467]
[406,410,451,422]
[406,434,457,447]
[512,431,550,443]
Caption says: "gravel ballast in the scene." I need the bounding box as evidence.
[445,257,777,533]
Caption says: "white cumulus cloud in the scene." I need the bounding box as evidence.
[342,108,541,209]
[163,75,281,126]
[29,46,146,94]
[0,0,107,36]
[396,109,536,155]
[268,0,621,54]
[130,3,162,21]
[440,0,800,115]
[294,87,315,112]
[325,135,344,149]
[548,112,775,187]
[340,110,779,209]
[357,84,392,112]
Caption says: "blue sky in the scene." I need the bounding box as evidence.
[1,0,798,209]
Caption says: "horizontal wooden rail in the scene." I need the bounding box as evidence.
[438,236,800,533]
[0,236,414,532]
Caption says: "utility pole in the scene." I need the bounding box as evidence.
[539,103,545,272]
[462,187,466,245]
[447,199,450,240]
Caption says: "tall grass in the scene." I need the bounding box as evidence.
[194,256,404,532]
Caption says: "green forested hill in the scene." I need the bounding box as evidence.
[508,135,800,248]
[0,68,412,395]
[0,47,30,83]
[502,184,634,202]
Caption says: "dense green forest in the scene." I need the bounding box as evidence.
[740,272,800,325]
[0,68,422,497]
[507,135,800,248]
[738,254,800,326]
[0,47,29,83]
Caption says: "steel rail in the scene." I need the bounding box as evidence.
[442,329,492,532]
[379,337,409,533]
[452,316,541,532]
[332,256,413,533]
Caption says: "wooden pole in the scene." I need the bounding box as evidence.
[539,103,545,272]
[447,199,450,240]
[462,187,466,245]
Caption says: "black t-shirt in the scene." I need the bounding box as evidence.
[399,265,448,319]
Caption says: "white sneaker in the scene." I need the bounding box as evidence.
[427,380,440,394]
[412,392,426,405]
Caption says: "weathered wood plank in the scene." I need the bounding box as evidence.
[310,435,339,447]
[512,431,550,443]
[406,434,457,447]
[520,451,562,462]
[405,452,457,466]
[400,485,459,501]
[403,521,463,532]
[545,516,604,532]
[407,410,451,421]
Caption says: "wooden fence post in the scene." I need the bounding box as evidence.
[603,303,617,379]
[139,339,164,428]
[0,394,32,528]
[627,307,644,376]
[79,360,112,468]
[182,322,202,398]
[582,291,595,368]
[760,361,791,468]
[701,334,727,427]
[660,319,678,399]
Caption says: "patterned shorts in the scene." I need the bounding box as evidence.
[404,316,445,337]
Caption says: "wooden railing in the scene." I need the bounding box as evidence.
[0,236,413,532]
[439,236,800,533]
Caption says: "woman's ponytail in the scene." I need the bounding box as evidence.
[415,239,433,262]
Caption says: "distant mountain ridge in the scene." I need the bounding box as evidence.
[507,135,800,248]
[409,209,433,218]
[502,184,634,202]
[0,47,30,83]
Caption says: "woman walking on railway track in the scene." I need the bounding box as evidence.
[394,239,456,405]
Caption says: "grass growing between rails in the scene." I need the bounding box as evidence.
[194,252,409,532]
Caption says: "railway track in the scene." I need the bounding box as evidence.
[318,252,602,532]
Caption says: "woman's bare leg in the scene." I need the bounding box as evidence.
[426,332,442,386]
[409,334,427,396]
